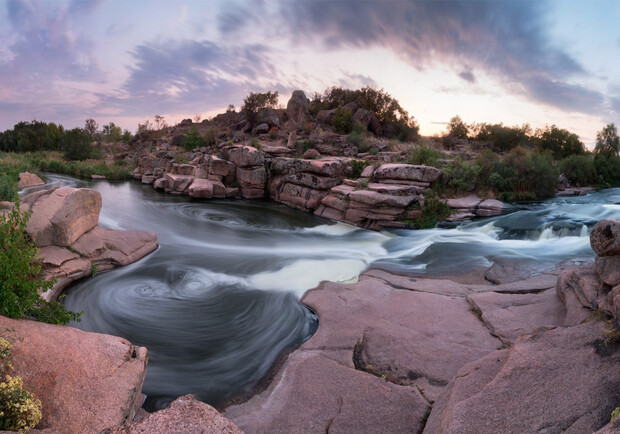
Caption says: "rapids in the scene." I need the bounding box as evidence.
[25,174,620,409]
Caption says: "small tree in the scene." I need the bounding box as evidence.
[0,203,81,324]
[538,125,585,159]
[595,123,620,156]
[62,128,93,161]
[242,91,279,127]
[183,126,205,151]
[447,115,469,139]
[84,118,98,137]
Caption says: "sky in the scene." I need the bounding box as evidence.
[0,0,619,147]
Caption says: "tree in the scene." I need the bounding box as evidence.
[0,203,80,324]
[538,125,585,159]
[242,91,279,127]
[102,122,122,142]
[84,118,98,137]
[193,114,202,123]
[62,128,93,160]
[447,115,469,139]
[595,123,619,156]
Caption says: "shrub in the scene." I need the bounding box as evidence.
[350,160,366,179]
[249,137,261,149]
[538,125,585,158]
[559,155,596,186]
[594,154,620,187]
[447,115,469,139]
[0,203,81,325]
[407,144,445,168]
[0,174,17,201]
[62,128,93,161]
[334,105,353,134]
[443,157,481,194]
[171,135,186,148]
[204,126,219,147]
[183,127,205,151]
[347,121,368,148]
[409,193,452,229]
[174,154,188,164]
[242,91,279,127]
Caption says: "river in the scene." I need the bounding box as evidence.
[27,174,620,409]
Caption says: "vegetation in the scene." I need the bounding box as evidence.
[446,115,469,139]
[559,155,597,187]
[1,336,42,431]
[242,91,279,128]
[406,193,452,229]
[537,125,585,159]
[183,126,205,151]
[595,123,619,156]
[473,122,531,152]
[0,203,81,324]
[334,105,354,134]
[407,144,446,168]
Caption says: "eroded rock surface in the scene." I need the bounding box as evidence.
[18,171,45,189]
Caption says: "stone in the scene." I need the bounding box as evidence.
[352,108,382,135]
[91,174,106,180]
[321,194,349,212]
[17,171,44,189]
[0,316,147,434]
[314,205,344,221]
[257,107,280,128]
[366,182,421,196]
[556,267,610,322]
[316,109,335,124]
[223,145,265,168]
[106,395,241,434]
[360,165,375,178]
[24,187,102,247]
[236,166,267,188]
[557,172,568,191]
[251,123,269,135]
[141,175,155,184]
[286,131,297,149]
[208,156,234,177]
[283,172,337,190]
[424,322,620,434]
[302,148,320,159]
[286,90,310,126]
[163,173,194,194]
[188,179,214,199]
[275,182,325,211]
[594,255,620,287]
[467,289,566,344]
[153,178,167,190]
[590,219,620,256]
[348,189,416,208]
[374,163,443,183]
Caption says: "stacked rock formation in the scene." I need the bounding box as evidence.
[556,219,620,324]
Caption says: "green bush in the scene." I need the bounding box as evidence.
[351,160,366,179]
[443,157,481,194]
[62,128,94,161]
[347,121,368,148]
[409,193,452,229]
[407,144,445,168]
[0,203,81,325]
[334,105,353,134]
[0,174,17,201]
[594,154,620,187]
[538,125,585,158]
[559,155,596,186]
[183,127,205,151]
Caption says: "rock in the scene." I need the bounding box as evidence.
[153,178,167,190]
[106,395,241,434]
[446,194,505,217]
[163,173,194,194]
[261,145,292,155]
[594,255,620,287]
[0,315,147,434]
[240,187,265,199]
[223,145,265,168]
[374,163,442,183]
[18,171,44,189]
[590,219,620,256]
[179,118,193,127]
[302,148,320,159]
[251,123,269,135]
[24,188,102,247]
[286,90,309,126]
[360,165,375,178]
[352,108,382,135]
[286,131,297,149]
[424,322,620,434]
[91,174,106,180]
[274,182,325,211]
[349,189,417,208]
[188,179,214,199]
[557,172,568,191]
[207,156,235,177]
[366,182,421,196]
[556,266,611,323]
[283,172,337,190]
[257,107,280,128]
[236,166,267,188]
[467,289,566,344]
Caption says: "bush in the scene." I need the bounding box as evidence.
[594,154,620,187]
[242,91,279,127]
[443,157,481,194]
[351,160,366,179]
[407,144,445,168]
[334,105,353,134]
[409,193,452,229]
[447,115,469,139]
[62,128,94,161]
[559,155,596,186]
[538,125,585,158]
[0,174,17,201]
[347,121,368,149]
[183,127,205,151]
[0,203,81,325]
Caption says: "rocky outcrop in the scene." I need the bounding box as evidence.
[445,194,506,221]
[286,90,310,126]
[20,187,158,300]
[0,315,147,434]
[17,171,44,189]
[424,322,620,434]
[106,395,242,434]
[556,219,620,324]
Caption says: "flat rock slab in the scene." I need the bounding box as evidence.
[18,171,45,189]
[374,163,442,183]
[425,322,620,434]
[468,273,558,294]
[106,395,241,434]
[225,351,429,434]
[0,316,147,434]
[468,288,566,344]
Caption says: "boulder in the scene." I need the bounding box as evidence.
[590,219,620,256]
[275,182,325,211]
[424,322,620,434]
[594,255,620,287]
[222,145,265,168]
[17,171,44,189]
[352,108,382,135]
[349,189,417,208]
[257,107,280,128]
[251,123,269,135]
[557,173,568,191]
[316,109,335,124]
[106,395,241,434]
[0,315,147,434]
[236,166,267,188]
[283,172,337,190]
[163,173,194,194]
[188,179,214,199]
[24,188,102,247]
[286,90,310,126]
[556,266,611,324]
[302,148,320,159]
[374,163,442,183]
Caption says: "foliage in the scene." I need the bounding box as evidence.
[559,155,596,186]
[347,121,368,148]
[174,154,188,164]
[62,128,94,161]
[249,137,261,149]
[350,160,366,179]
[84,118,98,137]
[204,126,219,147]
[595,123,620,156]
[443,157,481,194]
[333,105,354,134]
[611,407,620,422]
[0,174,17,202]
[409,193,452,229]
[474,122,531,152]
[242,91,279,127]
[183,127,205,151]
[0,203,81,324]
[101,122,122,143]
[447,115,469,139]
[594,153,620,187]
[538,125,585,159]
[121,129,132,143]
[407,144,445,168]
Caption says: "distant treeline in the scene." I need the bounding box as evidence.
[0,120,131,160]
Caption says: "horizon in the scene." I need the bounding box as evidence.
[1,0,619,148]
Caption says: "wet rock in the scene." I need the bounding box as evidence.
[106,395,241,434]
[163,174,194,194]
[18,171,44,189]
[23,187,102,247]
[374,163,442,183]
[424,322,620,434]
[591,219,620,256]
[188,179,215,198]
[0,316,147,434]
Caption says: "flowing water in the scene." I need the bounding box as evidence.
[25,175,620,409]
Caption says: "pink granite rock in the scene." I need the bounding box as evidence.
[373,163,442,183]
[18,171,44,189]
[590,219,620,256]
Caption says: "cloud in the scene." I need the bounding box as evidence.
[275,0,605,115]
[100,39,280,117]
